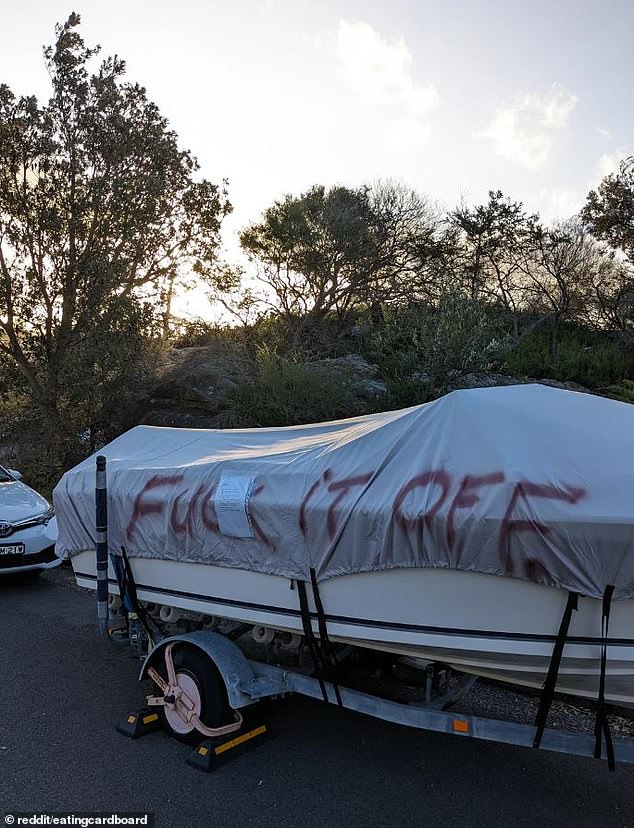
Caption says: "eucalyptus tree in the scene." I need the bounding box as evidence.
[449,191,540,335]
[239,181,449,343]
[240,184,378,326]
[582,157,634,337]
[521,223,609,357]
[0,15,230,471]
[583,157,634,264]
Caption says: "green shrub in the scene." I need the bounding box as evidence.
[220,347,368,428]
[379,378,437,410]
[171,320,250,350]
[503,324,634,388]
[604,379,634,403]
[365,294,509,389]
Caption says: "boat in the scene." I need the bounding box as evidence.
[54,384,634,707]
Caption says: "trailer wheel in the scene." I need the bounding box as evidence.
[157,644,231,744]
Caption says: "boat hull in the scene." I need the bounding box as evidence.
[71,550,634,707]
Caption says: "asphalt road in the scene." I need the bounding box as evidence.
[1,567,634,828]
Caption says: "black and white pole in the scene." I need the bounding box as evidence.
[95,455,109,639]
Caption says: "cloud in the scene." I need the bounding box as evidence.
[476,83,577,168]
[595,127,613,140]
[527,188,584,225]
[528,146,634,224]
[587,146,634,190]
[335,19,438,147]
[596,147,633,178]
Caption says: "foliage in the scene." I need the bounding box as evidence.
[171,319,251,351]
[583,157,634,263]
[220,347,368,428]
[0,14,229,474]
[238,181,447,345]
[365,293,509,391]
[581,157,634,335]
[378,377,436,410]
[521,223,616,358]
[174,308,371,362]
[605,379,634,403]
[503,323,634,388]
[239,184,377,322]
[449,190,540,312]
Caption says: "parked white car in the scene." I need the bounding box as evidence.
[0,465,61,576]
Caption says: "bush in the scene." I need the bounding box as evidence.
[365,294,509,390]
[604,379,634,403]
[503,324,634,388]
[220,347,368,428]
[379,378,437,410]
[172,312,367,362]
[171,320,250,350]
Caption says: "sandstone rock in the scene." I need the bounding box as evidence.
[535,378,592,394]
[303,354,387,398]
[138,345,251,428]
[414,370,593,396]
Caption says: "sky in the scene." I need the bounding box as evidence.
[1,0,632,318]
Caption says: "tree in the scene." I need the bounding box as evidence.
[583,157,634,263]
[0,15,230,473]
[239,184,380,326]
[521,223,606,358]
[587,259,634,335]
[582,157,634,339]
[364,180,454,307]
[450,191,540,333]
[238,181,447,341]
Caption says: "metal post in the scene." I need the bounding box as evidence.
[95,455,109,639]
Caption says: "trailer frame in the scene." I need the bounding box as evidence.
[139,629,634,766]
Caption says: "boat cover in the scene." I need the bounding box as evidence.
[53,384,634,600]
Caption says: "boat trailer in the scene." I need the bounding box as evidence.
[110,627,634,772]
[93,455,634,772]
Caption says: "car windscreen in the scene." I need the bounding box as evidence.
[0,466,15,483]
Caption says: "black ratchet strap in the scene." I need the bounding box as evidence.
[297,578,329,704]
[594,584,616,772]
[533,591,578,749]
[310,568,343,707]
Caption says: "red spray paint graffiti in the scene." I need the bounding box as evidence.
[499,480,586,576]
[249,483,273,547]
[127,474,184,540]
[392,471,452,532]
[299,469,374,539]
[170,484,206,536]
[123,466,587,575]
[447,472,505,551]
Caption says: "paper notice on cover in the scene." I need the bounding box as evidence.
[215,475,255,538]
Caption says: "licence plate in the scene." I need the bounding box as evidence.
[0,543,25,556]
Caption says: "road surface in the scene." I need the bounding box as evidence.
[1,566,633,827]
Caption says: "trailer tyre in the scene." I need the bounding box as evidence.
[158,644,231,744]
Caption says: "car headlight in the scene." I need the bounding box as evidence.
[11,507,55,530]
[36,506,55,525]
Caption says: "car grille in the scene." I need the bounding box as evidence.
[0,515,51,538]
[0,544,57,569]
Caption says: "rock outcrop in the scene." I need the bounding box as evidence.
[139,345,251,428]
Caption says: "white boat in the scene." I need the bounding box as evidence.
[70,551,634,707]
[56,385,634,707]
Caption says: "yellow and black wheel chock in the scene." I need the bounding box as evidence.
[186,721,271,773]
[116,705,271,771]
[116,708,162,739]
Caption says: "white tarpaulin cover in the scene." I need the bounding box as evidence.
[53,385,634,600]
